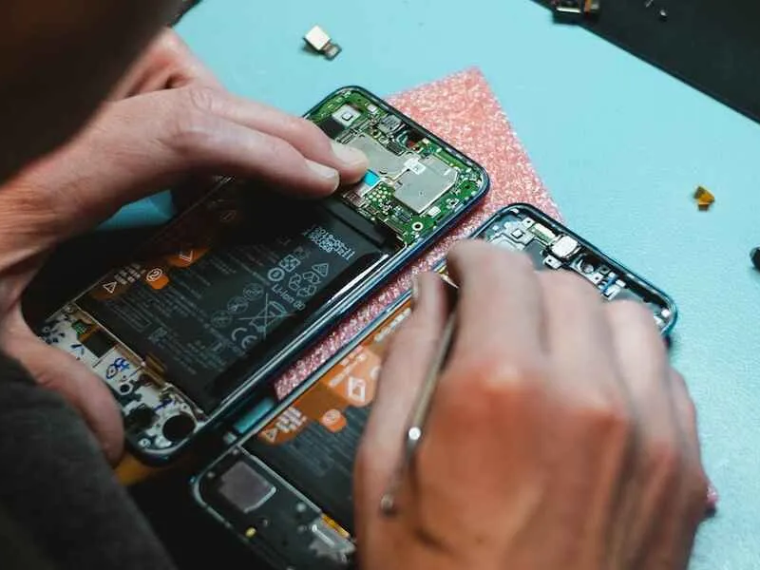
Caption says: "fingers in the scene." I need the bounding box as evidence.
[167,111,348,197]
[668,370,702,469]
[538,270,625,411]
[669,370,713,514]
[181,87,369,184]
[3,321,124,464]
[445,240,546,374]
[21,84,370,239]
[357,273,449,505]
[605,301,673,444]
[605,301,706,564]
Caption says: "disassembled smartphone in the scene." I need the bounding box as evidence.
[483,204,676,332]
[191,205,677,570]
[36,87,489,463]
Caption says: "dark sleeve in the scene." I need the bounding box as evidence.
[0,351,177,570]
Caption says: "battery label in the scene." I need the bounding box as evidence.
[77,182,379,411]
[244,299,412,530]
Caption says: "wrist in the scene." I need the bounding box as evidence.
[0,180,62,270]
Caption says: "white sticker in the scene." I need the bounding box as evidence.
[347,377,367,404]
[404,157,426,175]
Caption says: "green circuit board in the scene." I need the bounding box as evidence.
[306,88,486,245]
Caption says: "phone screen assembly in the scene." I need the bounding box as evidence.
[36,86,490,463]
[190,205,677,570]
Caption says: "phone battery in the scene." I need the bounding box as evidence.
[78,181,382,412]
[242,298,411,531]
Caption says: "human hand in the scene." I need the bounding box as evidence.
[356,241,707,570]
[0,40,367,463]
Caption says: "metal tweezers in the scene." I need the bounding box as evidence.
[379,312,457,516]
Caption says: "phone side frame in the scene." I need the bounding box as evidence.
[485,204,679,336]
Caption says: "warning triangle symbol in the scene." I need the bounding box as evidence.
[347,377,367,404]
[261,428,278,443]
[103,281,117,294]
[313,263,329,278]
[179,250,193,262]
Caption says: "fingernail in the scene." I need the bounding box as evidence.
[331,141,368,168]
[306,160,339,188]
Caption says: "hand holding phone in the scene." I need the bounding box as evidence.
[356,241,707,570]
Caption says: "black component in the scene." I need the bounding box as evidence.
[751,247,760,270]
[395,209,412,223]
[199,452,351,570]
[320,197,391,247]
[552,0,583,21]
[162,413,196,443]
[245,403,371,532]
[387,140,407,155]
[522,240,547,268]
[396,127,425,148]
[124,406,156,433]
[400,128,424,148]
[81,329,114,358]
[217,461,275,513]
[378,115,403,136]
[317,117,345,139]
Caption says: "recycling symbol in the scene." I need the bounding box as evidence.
[302,271,320,286]
[288,273,318,298]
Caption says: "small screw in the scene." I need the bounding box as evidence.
[659,8,668,20]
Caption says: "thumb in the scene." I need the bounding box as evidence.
[4,324,124,464]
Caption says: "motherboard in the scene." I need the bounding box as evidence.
[308,89,485,245]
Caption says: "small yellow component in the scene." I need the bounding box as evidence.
[694,186,715,211]
[321,514,351,539]
[304,25,342,60]
[116,453,165,486]
[245,527,257,539]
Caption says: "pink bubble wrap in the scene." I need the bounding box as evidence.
[274,67,558,399]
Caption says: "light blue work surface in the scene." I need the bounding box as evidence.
[174,0,760,566]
